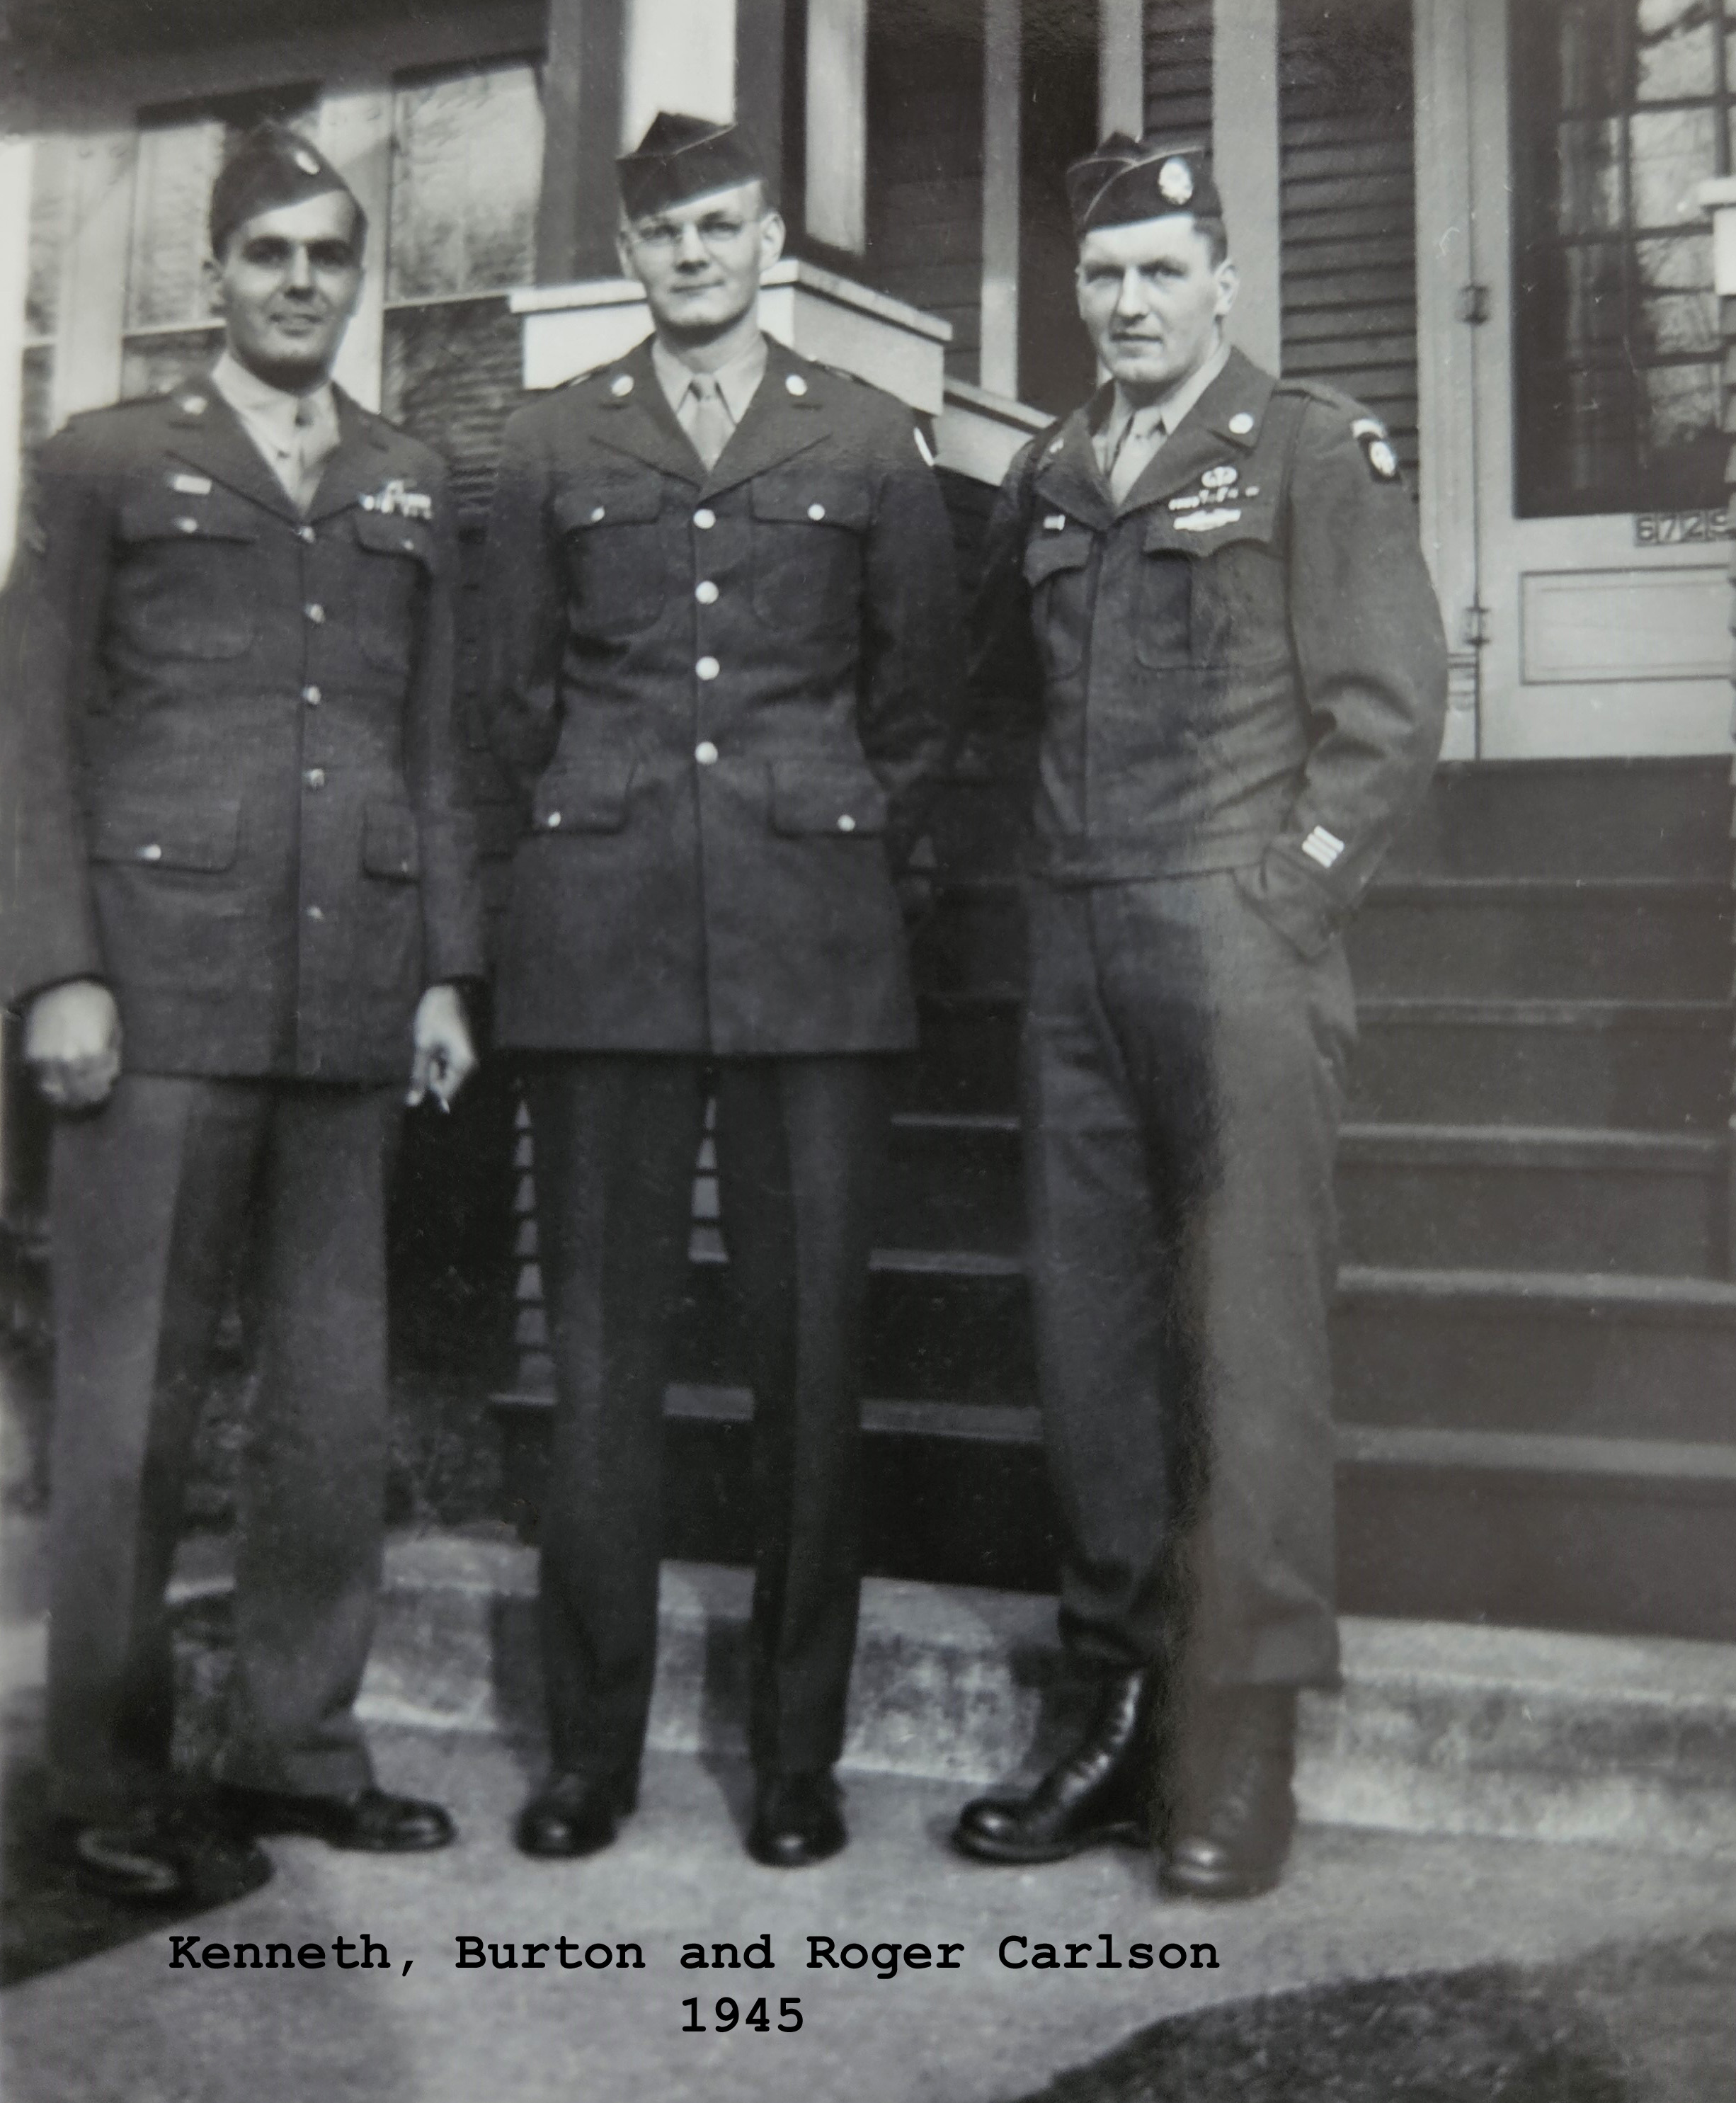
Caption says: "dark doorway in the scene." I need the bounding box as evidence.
[1019,0,1099,416]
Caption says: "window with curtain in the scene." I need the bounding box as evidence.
[1512,0,1730,515]
[120,87,319,403]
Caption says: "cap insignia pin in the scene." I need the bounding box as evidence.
[610,374,634,397]
[786,373,809,397]
[1158,158,1194,206]
[1228,412,1255,435]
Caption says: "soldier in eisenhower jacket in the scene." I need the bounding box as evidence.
[951,134,1448,1898]
[0,126,484,1902]
[486,114,960,1869]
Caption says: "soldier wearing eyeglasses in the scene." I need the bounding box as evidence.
[485,114,960,1867]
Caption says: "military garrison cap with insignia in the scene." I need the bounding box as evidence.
[1066,131,1223,237]
[208,120,365,258]
[618,112,767,220]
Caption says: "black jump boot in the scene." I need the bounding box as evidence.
[952,1668,1164,1864]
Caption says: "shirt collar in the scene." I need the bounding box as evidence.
[651,331,770,426]
[209,350,336,438]
[1107,338,1233,445]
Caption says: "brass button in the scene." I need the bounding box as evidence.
[546,811,563,828]
[302,685,321,705]
[695,581,719,605]
[307,906,324,922]
[138,843,163,862]
[299,525,316,544]
[304,768,325,790]
[305,603,325,624]
[693,508,716,530]
[176,516,198,533]
[808,503,826,521]
[697,656,720,681]
[837,814,856,833]
[590,505,606,523]
[695,741,719,765]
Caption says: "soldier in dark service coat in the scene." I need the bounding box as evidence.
[951,134,1448,1897]
[0,125,484,1900]
[486,114,959,1867]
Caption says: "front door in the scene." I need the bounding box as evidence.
[1465,0,1736,758]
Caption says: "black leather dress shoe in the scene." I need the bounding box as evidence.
[218,1784,455,1853]
[1159,1687,1297,1900]
[748,1772,847,1868]
[514,1772,635,1859]
[68,1803,274,1904]
[953,1668,1163,1864]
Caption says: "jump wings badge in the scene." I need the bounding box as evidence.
[364,477,435,520]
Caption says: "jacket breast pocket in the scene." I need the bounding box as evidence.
[1022,526,1095,677]
[554,477,666,637]
[529,757,639,836]
[115,490,258,659]
[1142,501,1282,668]
[352,511,434,675]
[751,469,871,633]
[361,800,422,881]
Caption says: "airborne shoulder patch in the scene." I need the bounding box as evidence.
[1351,416,1400,483]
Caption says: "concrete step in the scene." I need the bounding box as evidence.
[1347,879,1733,1002]
[1348,998,1732,1131]
[167,1534,1736,1857]
[916,876,1734,1005]
[855,1112,1730,1276]
[908,990,1735,1130]
[510,1245,1736,1436]
[1381,756,1734,882]
[492,1376,1736,1641]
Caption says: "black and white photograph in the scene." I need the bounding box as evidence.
[0,0,1733,2096]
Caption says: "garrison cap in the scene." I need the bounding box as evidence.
[208,121,365,258]
[1066,132,1222,237]
[617,112,766,220]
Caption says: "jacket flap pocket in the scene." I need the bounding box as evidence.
[553,475,664,531]
[1022,529,1092,586]
[88,799,241,871]
[362,801,422,879]
[118,489,259,545]
[531,759,638,833]
[752,469,872,531]
[354,510,435,565]
[1146,497,1279,555]
[769,760,889,837]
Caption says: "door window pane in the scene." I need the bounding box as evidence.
[1514,0,1732,514]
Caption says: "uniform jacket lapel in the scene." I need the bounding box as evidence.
[1114,348,1277,514]
[305,390,399,523]
[588,338,705,486]
[1030,397,1114,532]
[161,377,301,524]
[698,339,827,499]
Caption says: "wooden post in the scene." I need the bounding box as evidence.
[1212,0,1281,373]
[536,0,627,285]
[1701,173,1736,1277]
[981,0,1021,401]
[736,0,789,201]
[804,0,867,253]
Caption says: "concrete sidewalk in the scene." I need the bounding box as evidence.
[6,1724,1736,2103]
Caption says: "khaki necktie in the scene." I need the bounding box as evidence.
[683,373,735,472]
[1108,411,1162,506]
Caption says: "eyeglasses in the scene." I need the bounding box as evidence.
[626,213,755,254]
